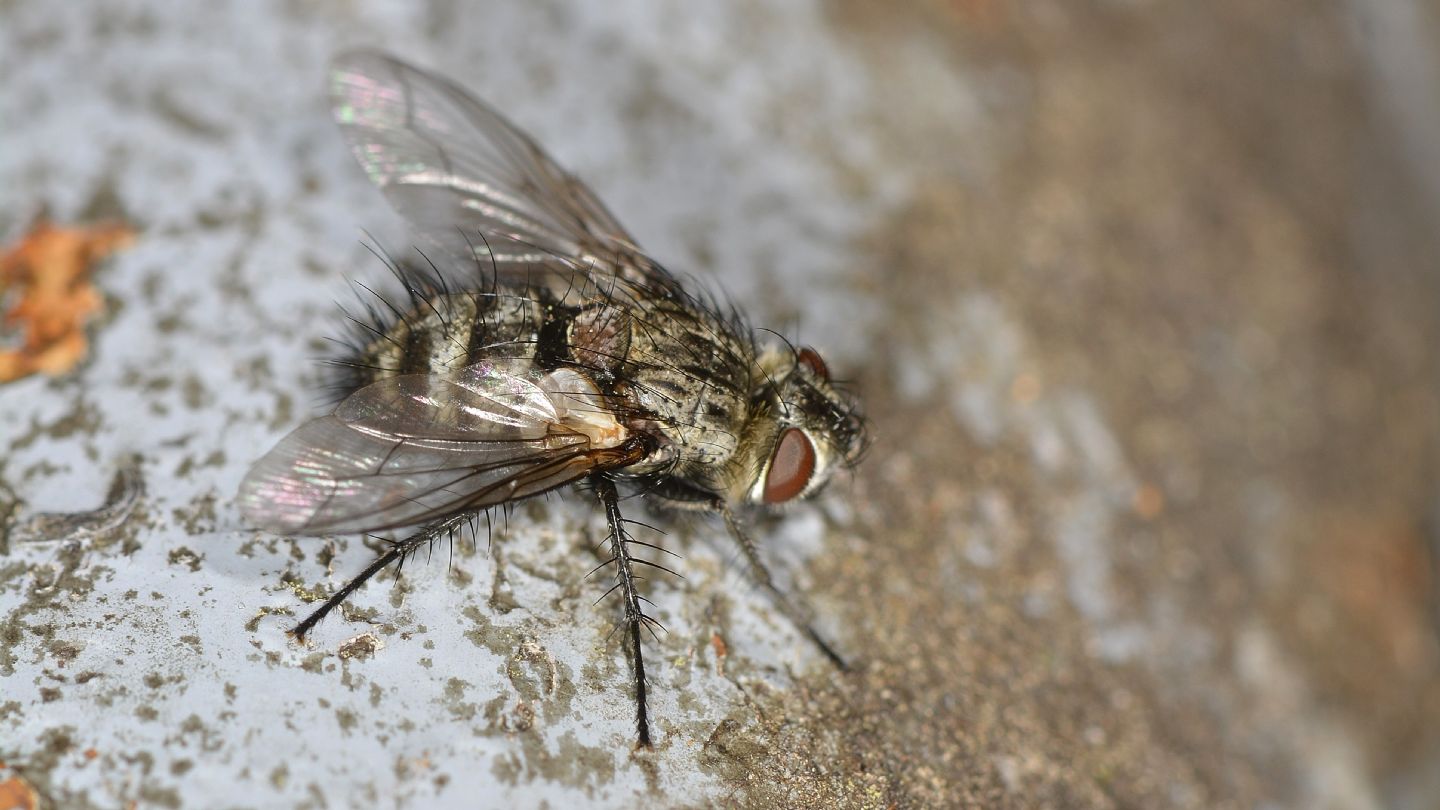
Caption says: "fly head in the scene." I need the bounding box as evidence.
[741,344,866,506]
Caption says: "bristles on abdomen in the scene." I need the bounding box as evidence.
[326,267,546,401]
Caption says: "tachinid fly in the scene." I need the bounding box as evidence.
[240,50,866,747]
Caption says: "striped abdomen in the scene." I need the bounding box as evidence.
[340,290,547,393]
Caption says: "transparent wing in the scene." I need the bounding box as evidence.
[239,364,635,535]
[329,49,662,290]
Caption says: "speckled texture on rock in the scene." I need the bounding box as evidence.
[3,1,1439,808]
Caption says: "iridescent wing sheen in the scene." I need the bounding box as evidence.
[329,49,664,292]
[240,364,635,535]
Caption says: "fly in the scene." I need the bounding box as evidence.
[239,51,867,748]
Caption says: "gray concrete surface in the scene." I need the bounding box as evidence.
[3,1,1439,808]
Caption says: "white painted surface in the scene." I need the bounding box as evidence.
[0,1,941,806]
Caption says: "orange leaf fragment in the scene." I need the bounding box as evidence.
[0,217,133,383]
[0,775,39,810]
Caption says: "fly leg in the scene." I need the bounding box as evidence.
[719,504,849,671]
[591,474,663,748]
[291,512,472,641]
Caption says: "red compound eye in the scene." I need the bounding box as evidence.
[763,428,816,504]
[796,347,829,380]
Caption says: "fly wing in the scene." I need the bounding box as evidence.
[239,364,635,535]
[329,49,665,292]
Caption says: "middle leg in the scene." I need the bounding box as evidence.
[591,474,663,748]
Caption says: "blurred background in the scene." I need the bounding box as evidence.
[2,1,1438,807]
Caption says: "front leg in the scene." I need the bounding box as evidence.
[718,504,849,671]
[590,473,662,748]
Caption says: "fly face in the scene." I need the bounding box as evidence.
[240,50,866,748]
[736,345,866,506]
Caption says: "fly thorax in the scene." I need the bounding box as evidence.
[620,300,753,482]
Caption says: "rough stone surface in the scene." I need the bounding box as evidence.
[3,1,1439,808]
